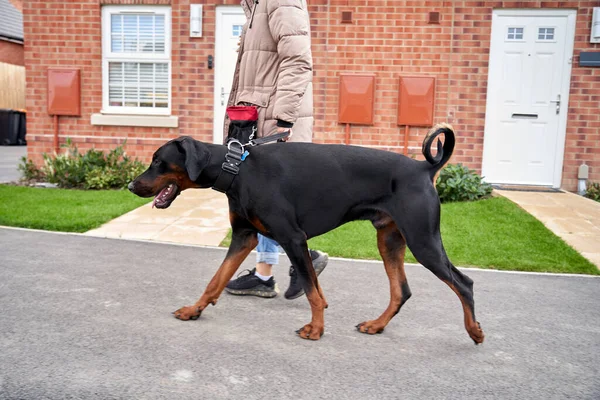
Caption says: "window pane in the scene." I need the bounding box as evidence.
[110,13,166,54]
[515,28,523,39]
[155,15,165,53]
[123,14,137,52]
[111,15,123,52]
[139,15,154,52]
[232,25,243,37]
[537,27,555,40]
[155,63,168,108]
[108,87,123,107]
[108,61,169,109]
[507,27,524,40]
[108,62,124,106]
[140,63,154,107]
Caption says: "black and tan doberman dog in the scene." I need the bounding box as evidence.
[128,124,485,343]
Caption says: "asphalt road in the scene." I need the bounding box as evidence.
[1,227,599,399]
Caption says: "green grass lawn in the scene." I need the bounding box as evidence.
[222,196,598,275]
[1,184,596,275]
[0,185,151,233]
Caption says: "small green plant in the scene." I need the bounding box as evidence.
[436,163,493,203]
[585,181,600,202]
[17,156,44,181]
[19,138,146,190]
[82,144,146,190]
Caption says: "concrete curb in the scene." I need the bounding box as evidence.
[2,225,598,278]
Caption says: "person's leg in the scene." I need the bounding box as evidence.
[225,233,280,298]
[285,249,329,300]
[255,234,280,278]
[255,236,328,300]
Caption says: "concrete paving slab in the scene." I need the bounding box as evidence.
[1,228,599,399]
[154,223,229,247]
[85,189,230,246]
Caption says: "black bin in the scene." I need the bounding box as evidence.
[0,109,26,146]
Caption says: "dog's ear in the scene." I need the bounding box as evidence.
[176,137,211,182]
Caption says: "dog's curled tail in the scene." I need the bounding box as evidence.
[422,123,455,177]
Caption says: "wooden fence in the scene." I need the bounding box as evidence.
[0,62,26,110]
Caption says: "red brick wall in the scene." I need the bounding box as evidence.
[314,0,600,191]
[23,0,600,190]
[0,40,24,66]
[560,2,600,190]
[312,0,453,153]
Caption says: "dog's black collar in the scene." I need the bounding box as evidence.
[211,131,290,193]
[212,140,246,193]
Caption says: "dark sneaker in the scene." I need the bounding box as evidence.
[284,250,329,300]
[225,268,279,298]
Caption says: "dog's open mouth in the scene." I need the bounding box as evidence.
[152,183,180,209]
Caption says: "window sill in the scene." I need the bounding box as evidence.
[91,113,178,128]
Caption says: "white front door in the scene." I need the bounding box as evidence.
[482,9,576,188]
[213,6,246,144]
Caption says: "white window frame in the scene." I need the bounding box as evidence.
[101,5,172,116]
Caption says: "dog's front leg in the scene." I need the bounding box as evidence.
[173,221,258,321]
[280,239,327,340]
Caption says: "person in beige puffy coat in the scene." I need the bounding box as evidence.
[224,0,314,142]
[224,0,328,300]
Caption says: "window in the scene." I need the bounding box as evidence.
[101,6,171,115]
[507,27,524,40]
[538,27,555,41]
[232,24,243,37]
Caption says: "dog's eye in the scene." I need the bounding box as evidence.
[152,159,161,167]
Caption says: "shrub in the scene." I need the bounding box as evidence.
[41,143,97,188]
[18,139,146,190]
[585,182,600,202]
[82,144,146,190]
[18,157,44,181]
[436,163,493,203]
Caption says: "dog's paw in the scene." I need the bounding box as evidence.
[356,320,385,335]
[296,323,324,340]
[469,321,485,345]
[173,305,202,321]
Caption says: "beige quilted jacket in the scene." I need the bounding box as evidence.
[225,0,314,143]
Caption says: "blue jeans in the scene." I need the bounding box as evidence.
[256,233,280,265]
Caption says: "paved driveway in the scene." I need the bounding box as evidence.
[1,228,599,399]
[0,146,26,183]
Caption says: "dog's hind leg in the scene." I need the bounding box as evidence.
[357,215,412,334]
[278,236,328,341]
[173,213,258,321]
[408,231,485,345]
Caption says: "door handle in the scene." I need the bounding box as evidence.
[549,94,561,115]
[221,87,230,106]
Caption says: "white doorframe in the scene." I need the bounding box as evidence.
[213,6,245,144]
[482,8,577,188]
